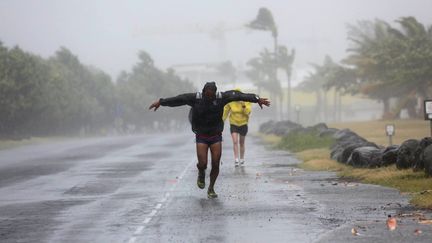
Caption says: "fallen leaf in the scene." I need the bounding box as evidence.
[414,229,422,235]
[351,228,359,236]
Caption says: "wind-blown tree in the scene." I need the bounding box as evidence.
[277,45,295,119]
[344,19,402,117]
[0,45,59,137]
[47,47,116,133]
[344,17,432,118]
[385,17,432,117]
[245,57,265,94]
[247,7,283,119]
[297,56,335,122]
[245,48,282,119]
[323,63,358,122]
[0,41,193,138]
[246,7,278,53]
[298,69,324,123]
[116,51,194,129]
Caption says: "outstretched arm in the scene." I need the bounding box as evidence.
[257,98,270,109]
[148,100,161,111]
[149,93,195,111]
[222,90,270,109]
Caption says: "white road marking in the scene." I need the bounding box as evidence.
[143,217,151,224]
[128,160,194,241]
[134,226,145,234]
[128,237,136,243]
[155,203,162,209]
[148,209,157,217]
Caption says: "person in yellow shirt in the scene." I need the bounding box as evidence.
[223,88,252,167]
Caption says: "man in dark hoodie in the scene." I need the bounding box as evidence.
[149,82,270,198]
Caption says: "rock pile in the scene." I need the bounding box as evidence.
[259,120,432,176]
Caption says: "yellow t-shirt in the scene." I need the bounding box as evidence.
[223,101,252,126]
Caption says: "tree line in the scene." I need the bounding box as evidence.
[299,16,432,119]
[0,42,194,138]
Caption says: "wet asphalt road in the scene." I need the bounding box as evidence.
[0,132,431,243]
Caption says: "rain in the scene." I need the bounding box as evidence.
[1,1,432,242]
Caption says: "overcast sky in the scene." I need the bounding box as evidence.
[1,0,432,84]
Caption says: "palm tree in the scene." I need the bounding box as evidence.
[245,48,282,119]
[247,7,282,119]
[323,64,357,122]
[246,7,278,54]
[345,17,432,118]
[344,19,399,118]
[245,57,265,94]
[386,17,432,117]
[277,45,295,120]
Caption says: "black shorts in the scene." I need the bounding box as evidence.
[230,124,248,136]
[195,134,223,146]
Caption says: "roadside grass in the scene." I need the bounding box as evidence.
[0,137,44,150]
[297,148,348,172]
[261,119,432,209]
[0,136,71,150]
[258,134,282,145]
[277,132,335,152]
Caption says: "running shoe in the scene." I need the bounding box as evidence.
[240,159,245,166]
[234,159,239,167]
[197,169,205,189]
[207,188,218,199]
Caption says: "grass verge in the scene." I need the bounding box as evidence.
[277,132,335,152]
[261,119,432,209]
[0,136,72,151]
[296,146,432,209]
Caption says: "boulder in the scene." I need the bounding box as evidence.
[330,143,345,162]
[396,139,420,169]
[274,121,302,136]
[259,120,303,136]
[413,137,432,171]
[310,123,328,133]
[347,146,384,168]
[340,142,379,164]
[259,120,276,134]
[423,144,432,176]
[381,145,399,166]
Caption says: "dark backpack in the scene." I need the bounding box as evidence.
[188,91,222,123]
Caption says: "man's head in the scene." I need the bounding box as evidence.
[202,82,217,99]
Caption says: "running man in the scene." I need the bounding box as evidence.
[149,82,270,198]
[222,88,252,167]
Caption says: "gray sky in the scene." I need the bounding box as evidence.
[1,0,432,84]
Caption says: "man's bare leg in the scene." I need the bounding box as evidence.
[208,142,222,198]
[196,143,209,189]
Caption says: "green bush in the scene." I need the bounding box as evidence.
[277,131,335,152]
